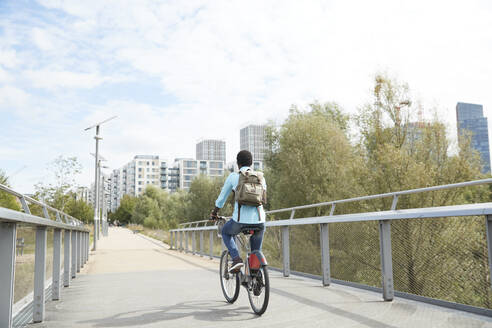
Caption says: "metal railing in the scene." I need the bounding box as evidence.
[169,178,492,316]
[0,183,90,328]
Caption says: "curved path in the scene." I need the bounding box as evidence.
[33,227,492,327]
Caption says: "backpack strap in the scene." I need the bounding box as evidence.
[237,203,241,222]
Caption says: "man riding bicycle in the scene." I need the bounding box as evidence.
[211,150,266,273]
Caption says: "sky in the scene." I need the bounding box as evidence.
[1,0,492,193]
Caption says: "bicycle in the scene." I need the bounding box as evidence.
[213,216,270,315]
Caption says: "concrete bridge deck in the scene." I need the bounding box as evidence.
[33,227,492,327]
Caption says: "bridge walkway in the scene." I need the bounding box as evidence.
[33,227,492,328]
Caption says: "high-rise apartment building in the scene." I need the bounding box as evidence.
[196,139,226,162]
[240,124,267,170]
[456,102,491,173]
[108,153,226,211]
[134,155,161,194]
[109,155,166,212]
[172,158,225,191]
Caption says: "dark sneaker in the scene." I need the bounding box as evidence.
[229,257,244,273]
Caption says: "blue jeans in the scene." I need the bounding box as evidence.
[221,219,265,259]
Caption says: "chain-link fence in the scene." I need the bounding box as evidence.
[329,221,381,287]
[392,216,492,308]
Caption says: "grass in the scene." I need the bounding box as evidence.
[127,224,170,245]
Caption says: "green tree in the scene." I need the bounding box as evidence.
[161,190,189,228]
[65,196,94,224]
[0,169,21,211]
[263,102,361,274]
[112,194,137,224]
[265,102,359,213]
[186,174,232,221]
[132,186,165,228]
[34,156,82,212]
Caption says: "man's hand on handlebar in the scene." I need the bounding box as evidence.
[209,206,220,221]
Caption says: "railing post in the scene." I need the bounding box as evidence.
[78,231,83,270]
[82,232,86,264]
[485,215,492,289]
[86,232,89,263]
[200,231,204,256]
[179,231,183,251]
[42,206,50,220]
[76,231,81,272]
[81,232,85,264]
[20,196,31,214]
[281,226,290,277]
[185,231,189,253]
[174,231,178,250]
[33,226,47,323]
[170,231,174,249]
[379,220,394,301]
[64,229,71,287]
[192,231,196,255]
[0,222,16,328]
[71,230,77,279]
[52,228,62,301]
[320,223,330,286]
[209,230,214,259]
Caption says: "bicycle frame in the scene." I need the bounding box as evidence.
[234,233,267,285]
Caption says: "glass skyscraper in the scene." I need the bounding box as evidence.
[456,102,491,173]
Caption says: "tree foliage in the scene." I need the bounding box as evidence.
[34,156,82,212]
[111,194,137,225]
[0,169,21,211]
[265,101,360,216]
[65,197,93,224]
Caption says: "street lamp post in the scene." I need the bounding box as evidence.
[85,116,117,251]
[100,166,110,237]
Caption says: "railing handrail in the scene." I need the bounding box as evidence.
[176,178,492,226]
[0,183,85,227]
[267,177,492,214]
[0,207,88,232]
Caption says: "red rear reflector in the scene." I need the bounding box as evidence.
[249,253,261,269]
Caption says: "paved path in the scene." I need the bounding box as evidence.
[34,227,492,327]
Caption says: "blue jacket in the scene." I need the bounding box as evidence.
[215,166,266,223]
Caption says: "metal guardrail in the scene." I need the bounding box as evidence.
[0,183,90,328]
[170,178,492,316]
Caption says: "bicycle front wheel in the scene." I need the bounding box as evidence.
[220,250,239,303]
[247,266,270,315]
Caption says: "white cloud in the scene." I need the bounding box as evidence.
[23,70,115,90]
[0,86,30,108]
[1,0,492,193]
[0,67,12,83]
[0,49,21,68]
[31,27,56,51]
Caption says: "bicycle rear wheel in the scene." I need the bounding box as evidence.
[247,266,270,315]
[220,250,239,303]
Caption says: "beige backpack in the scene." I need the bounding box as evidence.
[235,169,266,221]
